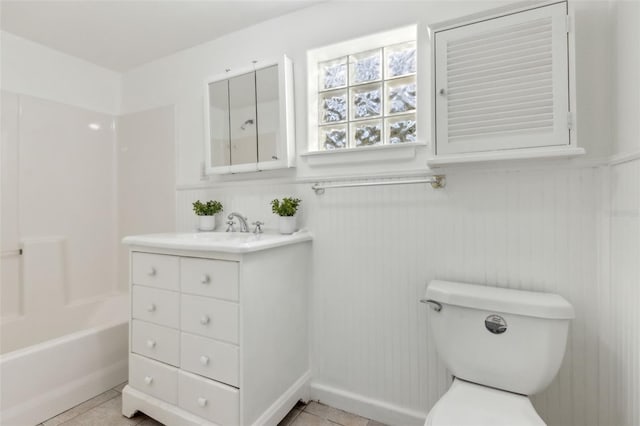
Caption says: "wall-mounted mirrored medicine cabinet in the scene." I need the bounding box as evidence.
[204,56,295,174]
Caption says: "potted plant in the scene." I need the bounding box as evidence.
[193,200,223,231]
[271,197,301,234]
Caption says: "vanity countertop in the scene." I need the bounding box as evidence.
[122,230,312,254]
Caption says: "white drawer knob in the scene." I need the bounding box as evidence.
[200,274,210,284]
[200,355,209,365]
[144,376,153,385]
[146,339,156,349]
[146,303,156,312]
[147,267,156,276]
[197,397,208,407]
[200,315,210,325]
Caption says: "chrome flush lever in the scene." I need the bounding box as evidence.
[420,299,443,312]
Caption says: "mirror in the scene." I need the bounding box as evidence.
[229,72,258,165]
[256,65,279,163]
[204,56,294,174]
[208,80,230,167]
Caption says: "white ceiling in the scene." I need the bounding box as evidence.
[0,1,323,72]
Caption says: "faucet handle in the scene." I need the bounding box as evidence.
[225,220,236,233]
[252,221,264,234]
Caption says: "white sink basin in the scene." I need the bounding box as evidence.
[122,230,312,253]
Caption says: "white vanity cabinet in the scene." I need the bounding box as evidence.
[121,235,311,426]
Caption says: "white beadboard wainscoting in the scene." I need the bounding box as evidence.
[606,156,640,426]
[177,164,605,426]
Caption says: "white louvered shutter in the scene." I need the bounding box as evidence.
[434,2,570,155]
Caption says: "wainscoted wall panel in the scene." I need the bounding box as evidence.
[607,157,640,426]
[607,0,640,422]
[177,166,603,426]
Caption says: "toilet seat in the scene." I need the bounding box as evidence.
[425,378,545,426]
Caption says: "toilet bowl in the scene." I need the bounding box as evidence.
[425,378,544,426]
[423,280,574,426]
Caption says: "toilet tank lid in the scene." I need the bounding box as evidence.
[425,280,575,319]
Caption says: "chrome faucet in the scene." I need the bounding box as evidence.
[227,212,249,232]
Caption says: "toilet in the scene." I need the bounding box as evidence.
[423,280,575,426]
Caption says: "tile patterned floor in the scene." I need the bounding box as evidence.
[38,382,386,426]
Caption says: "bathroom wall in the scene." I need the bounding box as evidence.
[116,107,176,292]
[122,0,505,184]
[122,1,612,184]
[173,166,602,426]
[0,33,121,327]
[0,31,121,115]
[121,1,619,425]
[604,1,640,425]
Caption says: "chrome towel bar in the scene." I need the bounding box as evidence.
[1,249,22,258]
[312,175,446,195]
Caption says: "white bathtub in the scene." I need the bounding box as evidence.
[0,293,129,426]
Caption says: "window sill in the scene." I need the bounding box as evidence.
[300,142,426,166]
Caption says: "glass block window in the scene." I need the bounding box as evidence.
[317,41,416,150]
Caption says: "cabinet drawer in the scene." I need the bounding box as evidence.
[181,294,239,344]
[132,320,180,366]
[180,333,239,387]
[132,285,179,328]
[178,370,239,426]
[181,257,239,302]
[129,354,178,404]
[132,252,179,290]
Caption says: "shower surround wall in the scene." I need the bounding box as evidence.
[119,1,626,425]
[0,92,117,337]
[0,30,121,336]
[0,32,132,426]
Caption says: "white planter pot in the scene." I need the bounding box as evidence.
[198,215,216,231]
[278,216,297,235]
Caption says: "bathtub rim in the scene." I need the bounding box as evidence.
[0,309,128,426]
[0,317,128,361]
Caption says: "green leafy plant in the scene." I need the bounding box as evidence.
[192,200,223,216]
[271,197,301,217]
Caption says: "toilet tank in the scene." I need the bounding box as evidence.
[424,280,574,396]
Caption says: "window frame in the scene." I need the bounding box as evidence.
[305,25,427,164]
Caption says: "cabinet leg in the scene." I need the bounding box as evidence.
[121,386,138,418]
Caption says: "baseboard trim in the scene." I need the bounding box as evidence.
[309,381,426,426]
[251,370,312,426]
